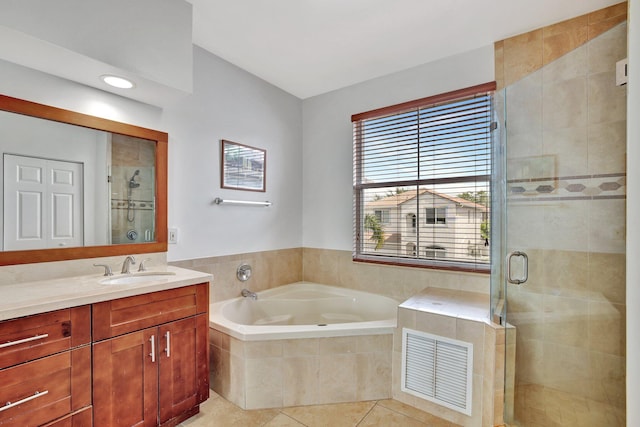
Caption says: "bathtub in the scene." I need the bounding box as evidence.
[209,282,399,409]
[209,282,398,341]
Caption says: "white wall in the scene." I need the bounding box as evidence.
[301,46,495,250]
[627,0,639,424]
[163,47,302,260]
[0,46,303,263]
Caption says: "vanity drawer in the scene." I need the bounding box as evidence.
[92,283,208,341]
[0,346,91,426]
[0,306,90,369]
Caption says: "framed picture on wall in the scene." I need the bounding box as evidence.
[220,139,266,192]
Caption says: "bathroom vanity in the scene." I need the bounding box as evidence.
[0,267,211,426]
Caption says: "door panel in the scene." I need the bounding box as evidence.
[93,329,158,427]
[158,315,209,423]
[3,155,83,250]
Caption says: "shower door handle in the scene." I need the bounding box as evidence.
[507,251,528,285]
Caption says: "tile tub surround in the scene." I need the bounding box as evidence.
[170,247,490,305]
[209,329,393,410]
[170,248,302,303]
[393,288,508,427]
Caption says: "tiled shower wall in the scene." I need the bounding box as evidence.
[495,2,627,424]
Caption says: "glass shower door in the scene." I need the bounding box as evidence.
[497,22,627,426]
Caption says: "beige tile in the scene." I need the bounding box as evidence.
[588,301,625,355]
[543,18,588,65]
[355,352,392,401]
[283,338,319,357]
[319,336,355,354]
[588,2,628,40]
[541,250,589,296]
[587,71,627,126]
[317,353,357,403]
[413,311,456,338]
[588,252,625,304]
[282,401,376,427]
[588,120,626,175]
[543,342,590,385]
[542,200,590,252]
[455,319,485,375]
[542,294,589,348]
[263,413,306,427]
[504,72,543,141]
[180,393,280,427]
[543,44,587,84]
[245,340,283,359]
[542,126,587,177]
[588,22,627,75]
[358,405,427,427]
[495,40,505,90]
[245,358,283,409]
[515,338,545,384]
[356,334,392,353]
[543,75,587,131]
[283,356,319,407]
[376,399,459,426]
[503,29,544,87]
[587,199,626,254]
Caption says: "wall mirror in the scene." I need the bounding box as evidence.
[0,94,167,266]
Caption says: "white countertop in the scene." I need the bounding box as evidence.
[0,266,212,321]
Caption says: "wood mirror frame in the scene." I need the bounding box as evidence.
[0,94,167,266]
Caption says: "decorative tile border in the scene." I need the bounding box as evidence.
[507,173,626,201]
[110,198,155,210]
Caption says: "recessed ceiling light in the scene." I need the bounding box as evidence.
[100,75,135,89]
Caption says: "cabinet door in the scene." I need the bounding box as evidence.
[93,328,158,427]
[158,314,209,424]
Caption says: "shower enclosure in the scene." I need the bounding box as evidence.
[493,22,627,426]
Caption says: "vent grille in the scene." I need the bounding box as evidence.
[401,328,473,415]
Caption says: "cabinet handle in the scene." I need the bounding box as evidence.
[149,335,156,363]
[0,390,49,412]
[165,331,171,358]
[0,333,49,349]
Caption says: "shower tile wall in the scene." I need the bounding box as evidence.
[495,3,627,425]
[111,135,156,244]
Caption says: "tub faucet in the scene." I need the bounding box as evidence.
[121,256,136,274]
[241,288,258,300]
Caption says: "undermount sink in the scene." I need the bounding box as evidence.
[99,271,177,285]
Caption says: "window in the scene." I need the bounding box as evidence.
[374,209,390,224]
[352,82,495,272]
[426,207,446,225]
[425,245,447,258]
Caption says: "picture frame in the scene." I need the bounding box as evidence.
[220,139,266,192]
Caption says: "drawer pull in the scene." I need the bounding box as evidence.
[149,335,156,363]
[0,334,49,349]
[165,331,171,358]
[0,390,49,412]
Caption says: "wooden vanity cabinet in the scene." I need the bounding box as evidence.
[0,306,92,427]
[92,284,209,427]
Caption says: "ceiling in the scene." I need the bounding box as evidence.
[187,0,621,99]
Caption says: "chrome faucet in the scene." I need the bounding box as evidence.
[241,288,258,300]
[121,256,136,274]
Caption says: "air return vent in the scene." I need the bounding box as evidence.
[401,328,473,415]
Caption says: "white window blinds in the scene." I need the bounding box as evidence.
[352,83,495,271]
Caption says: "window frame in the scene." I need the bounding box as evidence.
[352,82,496,273]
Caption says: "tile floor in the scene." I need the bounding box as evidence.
[179,391,461,427]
